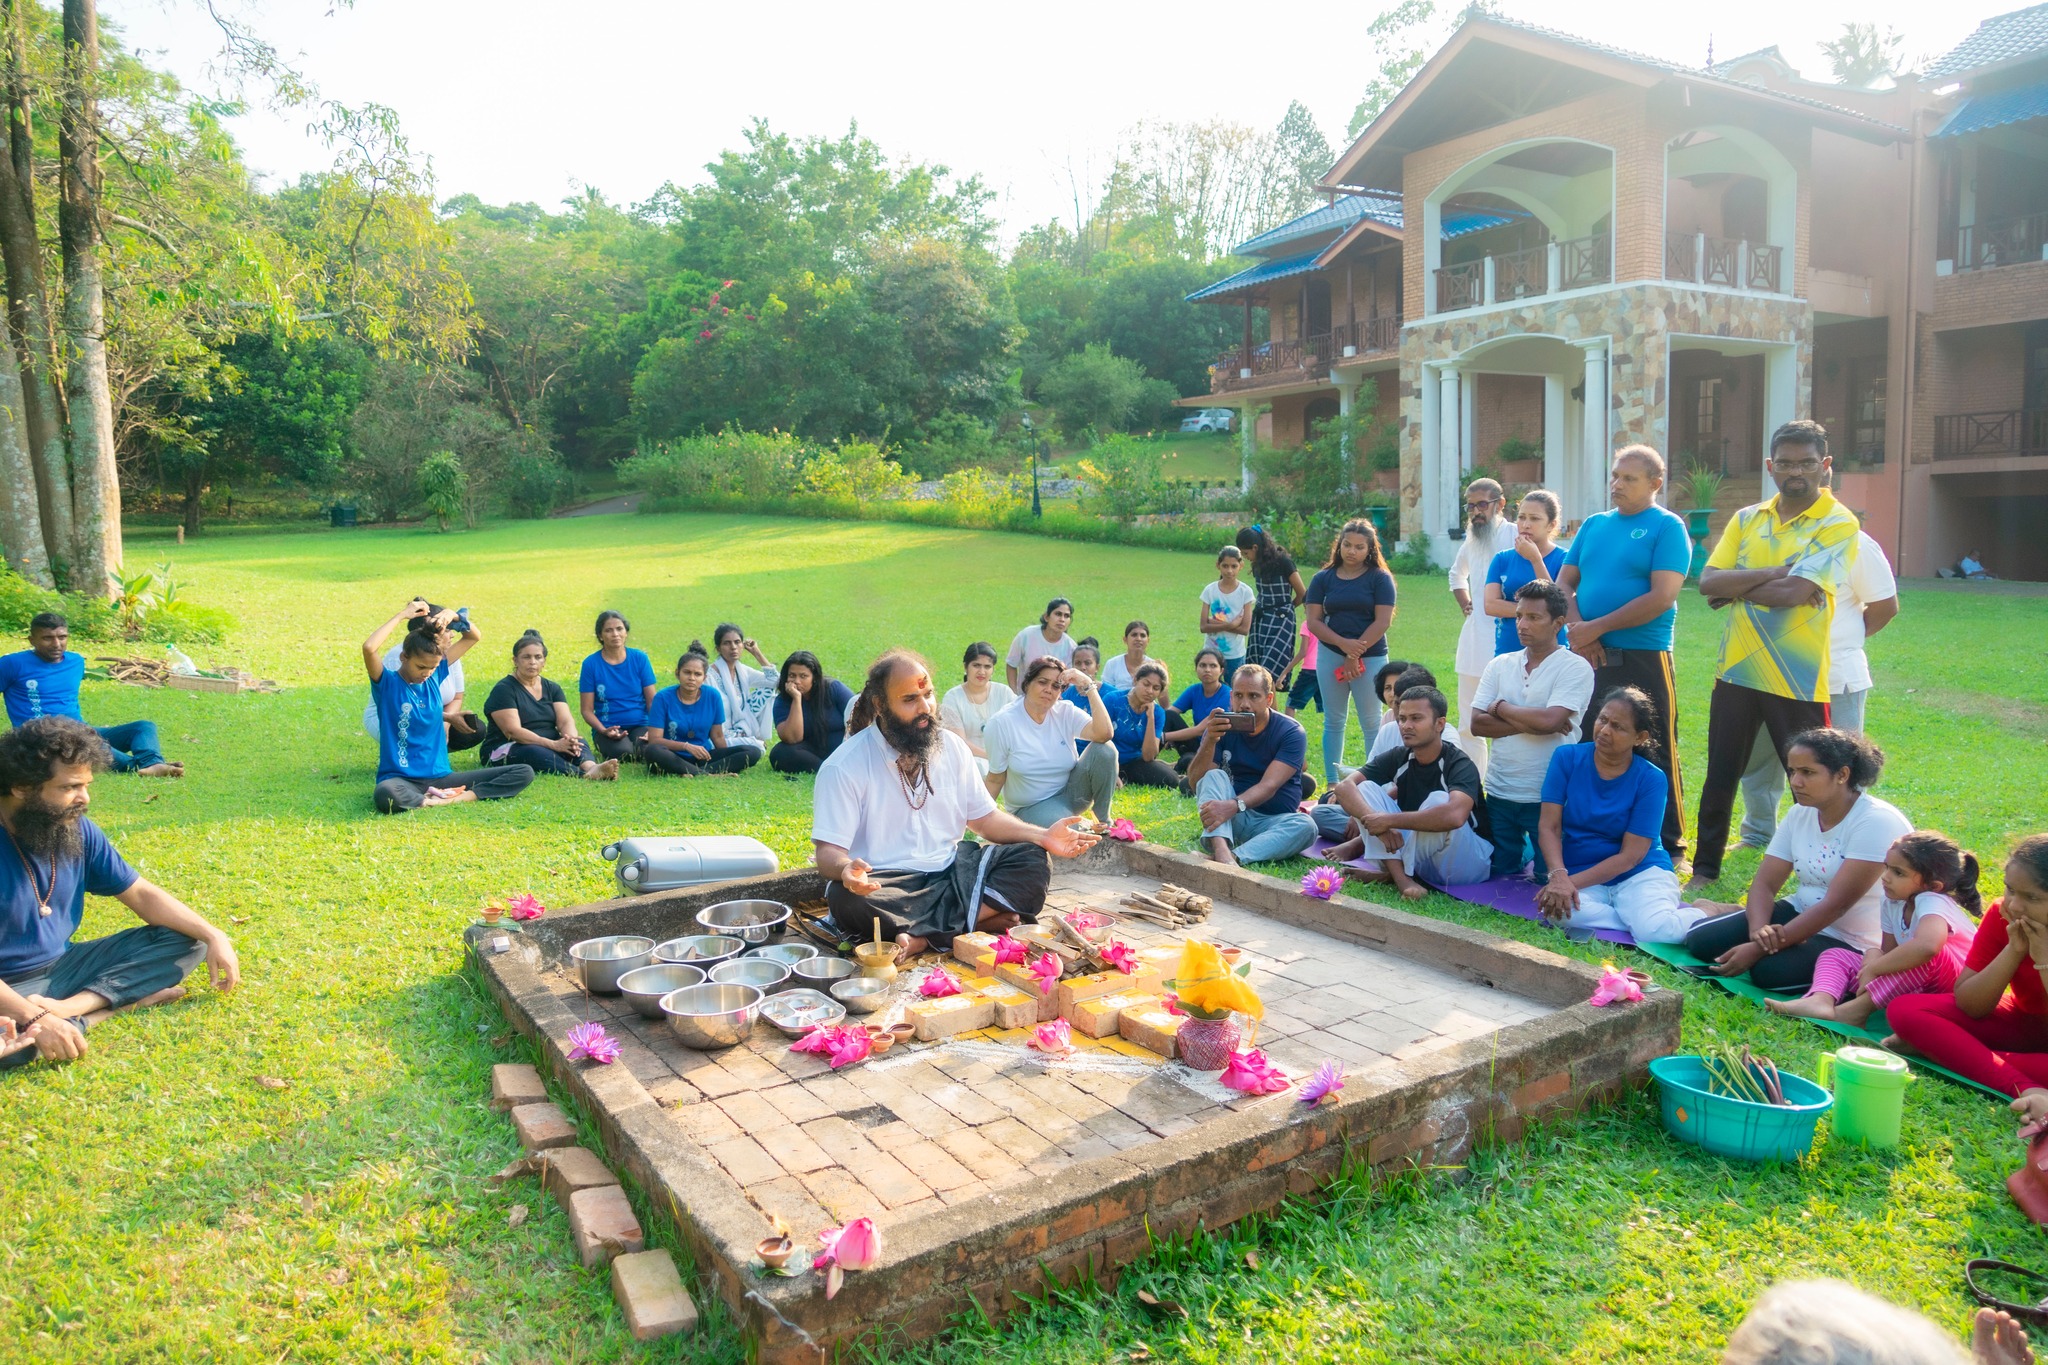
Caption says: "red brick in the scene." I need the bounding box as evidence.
[509,1101,577,1153]
[1118,1004,1183,1059]
[1511,1070,1571,1114]
[540,1146,618,1206]
[611,1249,698,1341]
[1368,1116,1440,1167]
[567,1184,645,1268]
[489,1063,546,1111]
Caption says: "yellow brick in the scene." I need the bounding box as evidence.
[976,980,1041,1030]
[1055,972,1131,1016]
[1119,1005,1184,1059]
[1070,991,1158,1039]
[907,993,997,1041]
[951,932,1000,967]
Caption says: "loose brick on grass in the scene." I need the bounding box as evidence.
[541,1146,618,1207]
[509,1101,577,1153]
[489,1063,546,1111]
[567,1184,645,1268]
[611,1250,698,1341]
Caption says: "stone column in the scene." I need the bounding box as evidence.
[1579,342,1609,521]
[1239,402,1257,494]
[1543,374,1568,501]
[1437,366,1463,555]
[1334,374,1361,493]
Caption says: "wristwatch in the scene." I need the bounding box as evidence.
[1235,798,1247,814]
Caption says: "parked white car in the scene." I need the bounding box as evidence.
[1179,408,1235,434]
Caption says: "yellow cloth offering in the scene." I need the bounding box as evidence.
[1173,939,1263,1019]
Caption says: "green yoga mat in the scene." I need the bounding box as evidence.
[1632,939,2010,1101]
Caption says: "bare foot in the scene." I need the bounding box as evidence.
[582,759,621,781]
[1204,836,1239,867]
[1767,994,1838,1020]
[1835,993,1878,1027]
[1681,876,1714,899]
[1974,1307,2036,1365]
[893,932,929,964]
[138,762,184,778]
[1323,836,1365,862]
[420,786,477,808]
[1387,865,1426,901]
[79,985,188,1027]
[2012,1090,2048,1132]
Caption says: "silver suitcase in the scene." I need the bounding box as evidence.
[600,835,780,895]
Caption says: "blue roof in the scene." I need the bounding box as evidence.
[1927,3,2048,79]
[1233,195,1402,255]
[1934,78,2048,135]
[1185,251,1323,302]
[1187,203,1532,302]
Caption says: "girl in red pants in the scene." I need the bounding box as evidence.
[1887,836,2048,1119]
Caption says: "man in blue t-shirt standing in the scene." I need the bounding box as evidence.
[362,600,535,813]
[1186,664,1315,866]
[0,717,240,1069]
[1558,446,1692,864]
[0,612,182,777]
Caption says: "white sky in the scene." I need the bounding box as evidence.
[110,0,1989,243]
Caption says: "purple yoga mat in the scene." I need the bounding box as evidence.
[1306,838,1636,946]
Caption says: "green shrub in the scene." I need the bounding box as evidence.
[1365,422,1401,473]
[898,414,1031,479]
[0,568,218,642]
[803,442,915,507]
[418,451,465,531]
[938,467,1027,522]
[504,448,570,519]
[619,428,815,502]
[1495,434,1543,466]
[141,600,236,646]
[1073,433,1168,522]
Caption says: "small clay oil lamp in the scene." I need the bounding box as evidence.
[887,1021,915,1045]
[1219,946,1242,966]
[757,1217,794,1269]
[479,900,506,927]
[1624,969,1653,991]
[865,1024,896,1054]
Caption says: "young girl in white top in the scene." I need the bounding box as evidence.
[1100,620,1162,691]
[703,623,775,753]
[939,641,1016,776]
[1772,830,1981,1025]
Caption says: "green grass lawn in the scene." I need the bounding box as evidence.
[7,512,2047,1363]
[1047,431,1245,487]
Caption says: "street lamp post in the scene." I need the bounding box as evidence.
[1023,415,1042,518]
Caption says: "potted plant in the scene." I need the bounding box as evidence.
[1678,461,1725,539]
[1495,434,1543,486]
[1366,425,1401,493]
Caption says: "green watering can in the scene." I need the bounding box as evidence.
[1817,1046,1916,1149]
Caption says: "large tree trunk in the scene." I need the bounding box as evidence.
[0,0,72,579]
[0,330,49,583]
[59,0,116,594]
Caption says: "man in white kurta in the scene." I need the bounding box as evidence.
[1446,477,1519,782]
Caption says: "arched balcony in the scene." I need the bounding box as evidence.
[1663,126,1796,294]
[1426,139,1616,315]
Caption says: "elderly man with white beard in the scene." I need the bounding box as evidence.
[1447,477,1518,782]
[813,649,1101,964]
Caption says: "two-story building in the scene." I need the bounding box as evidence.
[1183,5,2048,578]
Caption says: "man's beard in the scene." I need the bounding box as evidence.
[1470,509,1495,531]
[879,710,942,763]
[8,793,84,861]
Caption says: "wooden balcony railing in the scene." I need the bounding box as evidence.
[1207,316,1403,394]
[1495,243,1547,299]
[1933,409,2048,460]
[1664,233,1785,293]
[1431,234,1610,313]
[1956,212,2048,272]
[1434,261,1482,312]
[1557,233,1611,290]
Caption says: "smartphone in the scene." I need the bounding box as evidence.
[1218,710,1256,731]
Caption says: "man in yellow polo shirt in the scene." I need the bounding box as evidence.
[1683,419,1862,895]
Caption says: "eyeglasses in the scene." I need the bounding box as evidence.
[1465,498,1499,510]
[1772,457,1824,473]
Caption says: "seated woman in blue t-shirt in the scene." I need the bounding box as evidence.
[769,651,856,774]
[642,649,760,776]
[1482,490,1568,656]
[1102,663,1180,789]
[364,599,535,813]
[578,610,658,764]
[1163,648,1228,773]
[1533,686,1698,944]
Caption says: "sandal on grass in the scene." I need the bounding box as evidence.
[1966,1259,2048,1325]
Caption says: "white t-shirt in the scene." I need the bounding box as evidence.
[1201,580,1257,661]
[1880,890,1977,947]
[1829,531,1899,696]
[363,648,465,738]
[706,657,773,746]
[1471,647,1595,803]
[1005,625,1075,674]
[1764,793,1912,952]
[982,698,1091,808]
[1100,655,1162,691]
[939,682,1016,750]
[812,726,996,874]
[1370,718,1461,764]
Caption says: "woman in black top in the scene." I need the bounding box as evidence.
[1237,525,1306,682]
[482,632,620,780]
[769,650,857,774]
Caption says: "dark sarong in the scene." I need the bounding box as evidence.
[825,839,1051,948]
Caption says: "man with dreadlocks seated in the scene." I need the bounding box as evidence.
[813,649,1101,963]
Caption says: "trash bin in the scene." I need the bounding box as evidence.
[1364,506,1389,537]
[330,503,358,528]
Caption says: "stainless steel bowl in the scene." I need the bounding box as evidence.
[745,942,818,967]
[710,957,793,995]
[568,935,656,994]
[831,977,893,1014]
[652,934,746,969]
[792,956,858,987]
[695,899,792,944]
[660,983,764,1049]
[617,963,705,1018]
[759,988,847,1037]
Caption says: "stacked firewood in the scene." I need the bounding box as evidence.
[1117,884,1213,928]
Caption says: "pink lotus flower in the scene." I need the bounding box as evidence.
[566,1021,621,1065]
[1069,911,1112,932]
[1301,865,1344,900]
[1104,818,1141,842]
[1161,993,1187,1017]
[507,892,545,921]
[1028,1018,1074,1056]
[1219,1047,1290,1095]
[827,1029,872,1069]
[1028,952,1061,991]
[992,936,1028,966]
[790,1027,837,1055]
[920,967,962,998]
[1299,1059,1345,1105]
[1101,941,1138,975]
[1588,963,1643,1007]
[816,1216,882,1298]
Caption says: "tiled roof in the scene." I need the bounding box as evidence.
[1926,4,2048,79]
[1184,251,1324,302]
[1933,76,2048,134]
[1189,202,1526,302]
[1232,195,1401,256]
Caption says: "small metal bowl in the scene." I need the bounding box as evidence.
[792,956,858,988]
[760,989,847,1038]
[831,977,892,1014]
[660,982,764,1049]
[710,957,794,995]
[695,899,793,945]
[617,963,705,1018]
[568,935,656,994]
[745,942,818,967]
[652,934,746,969]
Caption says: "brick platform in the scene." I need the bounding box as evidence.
[477,841,1679,1363]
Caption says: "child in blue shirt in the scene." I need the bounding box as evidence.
[1102,663,1178,788]
[642,651,760,776]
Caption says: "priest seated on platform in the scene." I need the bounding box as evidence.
[812,649,1100,964]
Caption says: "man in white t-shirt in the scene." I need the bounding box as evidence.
[1737,527,1899,847]
[813,650,1100,961]
[1467,581,1594,879]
